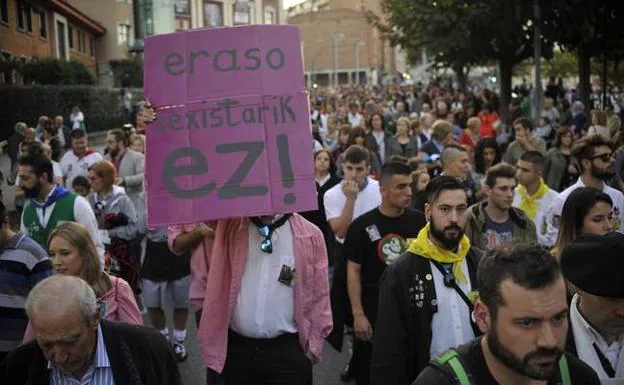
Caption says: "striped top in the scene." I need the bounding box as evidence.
[48,325,114,385]
[0,232,52,353]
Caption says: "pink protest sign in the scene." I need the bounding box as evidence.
[144,26,316,226]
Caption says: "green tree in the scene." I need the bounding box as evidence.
[546,0,624,107]
[369,0,553,117]
[18,58,95,85]
[367,0,479,91]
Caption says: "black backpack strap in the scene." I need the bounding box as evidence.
[430,349,474,385]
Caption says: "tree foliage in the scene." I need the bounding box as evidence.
[18,58,96,85]
[110,57,144,88]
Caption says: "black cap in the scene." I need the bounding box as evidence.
[560,232,624,298]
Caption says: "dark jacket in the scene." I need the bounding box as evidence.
[465,200,537,250]
[370,248,482,385]
[0,320,183,385]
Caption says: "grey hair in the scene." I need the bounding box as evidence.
[14,122,26,134]
[441,145,467,167]
[26,275,98,324]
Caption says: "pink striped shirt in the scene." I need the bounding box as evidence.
[168,214,333,373]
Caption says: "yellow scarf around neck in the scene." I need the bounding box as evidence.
[407,223,471,284]
[516,178,549,221]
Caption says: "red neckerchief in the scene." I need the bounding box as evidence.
[74,148,96,160]
[112,148,128,172]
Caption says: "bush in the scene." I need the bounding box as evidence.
[0,85,143,141]
[18,58,96,85]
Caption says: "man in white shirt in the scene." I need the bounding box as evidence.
[348,102,363,128]
[60,129,103,191]
[513,151,558,246]
[561,232,624,381]
[323,145,382,377]
[545,135,624,246]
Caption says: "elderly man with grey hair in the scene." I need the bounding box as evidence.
[0,275,182,385]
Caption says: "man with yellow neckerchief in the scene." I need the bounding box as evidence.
[513,151,558,247]
[370,176,482,385]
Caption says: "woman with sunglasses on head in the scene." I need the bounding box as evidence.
[86,160,141,304]
[22,222,142,341]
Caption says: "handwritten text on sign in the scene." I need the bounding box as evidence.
[144,26,316,226]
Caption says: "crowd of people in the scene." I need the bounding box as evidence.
[1,79,624,385]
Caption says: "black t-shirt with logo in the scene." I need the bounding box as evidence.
[344,207,426,324]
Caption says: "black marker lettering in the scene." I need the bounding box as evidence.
[279,96,296,123]
[242,107,257,124]
[214,49,241,72]
[186,110,199,129]
[266,48,285,70]
[164,53,185,76]
[210,108,223,128]
[244,48,261,70]
[215,141,268,199]
[218,98,241,127]
[162,147,216,199]
[189,50,209,75]
[169,113,183,130]
[272,97,279,123]
[258,105,270,123]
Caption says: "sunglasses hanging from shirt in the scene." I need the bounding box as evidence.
[250,214,292,254]
[430,260,474,312]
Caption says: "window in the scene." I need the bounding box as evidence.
[233,2,249,25]
[117,23,131,46]
[1,0,8,25]
[175,0,190,15]
[140,0,153,36]
[175,18,190,31]
[38,9,46,39]
[90,37,94,57]
[16,0,32,32]
[56,20,67,59]
[68,25,73,49]
[264,6,275,24]
[77,30,86,53]
[1,51,12,84]
[203,1,223,28]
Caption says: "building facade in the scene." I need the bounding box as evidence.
[0,0,104,84]
[64,0,133,86]
[287,0,403,86]
[171,0,284,31]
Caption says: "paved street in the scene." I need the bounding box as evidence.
[0,135,349,385]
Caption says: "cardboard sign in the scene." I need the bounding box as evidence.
[144,26,316,226]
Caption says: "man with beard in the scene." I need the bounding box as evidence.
[60,129,103,192]
[104,128,145,211]
[345,162,426,385]
[370,176,482,385]
[17,153,105,265]
[561,233,624,381]
[545,135,624,243]
[465,163,537,251]
[413,244,599,385]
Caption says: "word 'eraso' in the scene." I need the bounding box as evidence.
[152,96,296,133]
[164,47,286,76]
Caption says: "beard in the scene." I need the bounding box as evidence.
[109,147,120,158]
[591,163,615,181]
[23,181,42,199]
[488,322,563,380]
[429,216,464,250]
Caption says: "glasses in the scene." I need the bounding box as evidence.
[257,225,273,253]
[591,152,614,162]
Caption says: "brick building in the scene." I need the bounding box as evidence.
[0,0,105,84]
[287,0,405,86]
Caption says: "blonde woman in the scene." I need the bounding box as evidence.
[23,222,142,341]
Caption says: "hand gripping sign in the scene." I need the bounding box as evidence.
[144,25,317,226]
